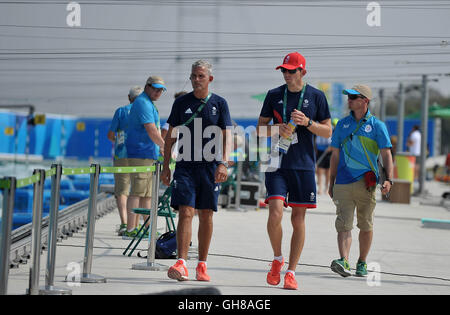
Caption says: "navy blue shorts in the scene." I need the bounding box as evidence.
[264,169,317,209]
[170,164,221,212]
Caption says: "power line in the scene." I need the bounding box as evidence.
[1,0,450,10]
[1,24,448,40]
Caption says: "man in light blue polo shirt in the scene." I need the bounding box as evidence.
[124,76,166,238]
[108,86,143,236]
[328,84,393,278]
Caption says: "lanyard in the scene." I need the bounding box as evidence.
[282,83,307,124]
[182,93,212,126]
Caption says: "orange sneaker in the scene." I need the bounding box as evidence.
[196,262,211,281]
[283,272,298,290]
[266,258,284,285]
[168,260,189,281]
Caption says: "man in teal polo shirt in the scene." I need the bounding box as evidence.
[328,84,393,277]
[124,76,166,237]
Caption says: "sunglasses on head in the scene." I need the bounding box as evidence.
[348,94,366,100]
[280,67,302,74]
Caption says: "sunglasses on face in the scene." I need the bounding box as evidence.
[280,68,302,74]
[348,94,366,100]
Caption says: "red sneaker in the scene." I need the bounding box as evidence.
[283,272,298,290]
[168,260,189,281]
[196,262,211,281]
[266,258,284,285]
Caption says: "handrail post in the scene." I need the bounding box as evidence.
[132,162,168,271]
[0,177,16,295]
[40,164,71,295]
[27,169,45,295]
[80,163,106,283]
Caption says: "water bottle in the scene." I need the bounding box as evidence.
[275,120,297,154]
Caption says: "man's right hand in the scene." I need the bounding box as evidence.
[161,167,171,186]
[279,124,294,139]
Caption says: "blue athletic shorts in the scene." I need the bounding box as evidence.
[170,163,221,212]
[264,169,317,209]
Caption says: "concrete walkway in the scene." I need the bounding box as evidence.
[6,180,450,295]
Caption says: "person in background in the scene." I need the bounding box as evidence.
[406,125,421,180]
[315,135,332,195]
[315,118,338,195]
[107,86,143,236]
[124,76,166,238]
[161,91,188,141]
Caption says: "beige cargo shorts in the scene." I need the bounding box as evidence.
[113,158,130,196]
[332,178,376,232]
[128,158,155,198]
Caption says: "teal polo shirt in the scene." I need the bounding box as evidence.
[126,92,160,160]
[331,110,392,184]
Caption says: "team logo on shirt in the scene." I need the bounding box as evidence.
[303,99,309,107]
[212,106,217,116]
[185,108,193,114]
[365,125,372,133]
[310,192,315,201]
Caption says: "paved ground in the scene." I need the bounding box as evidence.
[6,180,450,295]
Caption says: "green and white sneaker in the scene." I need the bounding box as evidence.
[355,260,368,277]
[122,228,139,240]
[331,258,352,277]
[117,224,127,236]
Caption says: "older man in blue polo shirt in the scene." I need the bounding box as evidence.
[328,84,393,278]
[162,60,232,282]
[124,76,166,238]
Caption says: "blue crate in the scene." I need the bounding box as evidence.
[14,189,34,213]
[60,190,89,205]
[72,179,90,191]
[44,179,75,190]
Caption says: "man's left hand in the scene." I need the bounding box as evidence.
[291,109,309,126]
[381,181,392,195]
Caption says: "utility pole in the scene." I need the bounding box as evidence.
[379,88,386,122]
[397,83,405,152]
[418,75,429,196]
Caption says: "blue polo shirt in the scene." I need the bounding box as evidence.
[126,92,160,160]
[331,110,392,184]
[260,84,331,170]
[166,92,232,167]
[109,103,131,160]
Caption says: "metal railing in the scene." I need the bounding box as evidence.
[0,162,163,295]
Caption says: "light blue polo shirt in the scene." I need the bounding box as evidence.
[126,92,160,160]
[331,110,391,184]
[109,103,131,160]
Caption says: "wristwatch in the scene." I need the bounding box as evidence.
[219,161,229,168]
[306,119,313,128]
